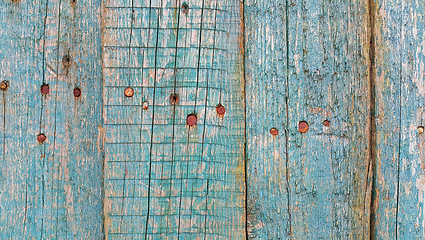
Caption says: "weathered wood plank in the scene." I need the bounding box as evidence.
[102,0,246,238]
[0,0,104,238]
[245,0,372,238]
[372,0,425,238]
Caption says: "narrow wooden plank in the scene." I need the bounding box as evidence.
[102,0,246,238]
[372,0,425,238]
[245,0,372,238]
[0,0,104,238]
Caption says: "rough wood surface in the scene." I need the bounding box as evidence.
[101,0,246,238]
[1,0,425,238]
[0,0,104,239]
[245,0,373,238]
[372,0,425,238]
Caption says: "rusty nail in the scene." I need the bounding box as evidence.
[37,133,46,143]
[270,128,279,136]
[182,2,189,14]
[419,126,424,134]
[0,81,9,90]
[124,87,134,98]
[142,101,149,110]
[73,87,81,98]
[298,121,309,133]
[187,114,197,126]
[216,104,226,116]
[40,84,50,95]
[323,120,330,127]
[170,93,179,104]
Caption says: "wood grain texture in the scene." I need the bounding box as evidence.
[245,0,373,238]
[372,0,425,238]
[101,0,246,238]
[0,0,104,238]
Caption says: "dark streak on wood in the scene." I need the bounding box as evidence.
[368,0,377,239]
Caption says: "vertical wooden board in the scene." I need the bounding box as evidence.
[373,0,425,238]
[244,1,289,238]
[0,0,104,238]
[245,0,372,238]
[286,1,373,238]
[102,0,246,238]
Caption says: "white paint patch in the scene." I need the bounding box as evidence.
[294,54,300,74]
[415,175,425,238]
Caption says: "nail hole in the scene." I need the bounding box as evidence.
[40,84,50,95]
[170,93,179,104]
[186,114,197,126]
[142,101,149,110]
[323,119,330,127]
[37,133,46,143]
[270,128,278,136]
[298,121,309,133]
[62,55,71,66]
[124,87,134,98]
[0,81,9,90]
[73,87,81,98]
[216,104,226,116]
[182,2,189,14]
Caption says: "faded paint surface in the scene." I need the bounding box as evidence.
[0,0,104,239]
[1,0,425,238]
[245,0,373,239]
[372,0,425,239]
[101,0,246,239]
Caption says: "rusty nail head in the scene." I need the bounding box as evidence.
[187,114,197,126]
[419,126,424,134]
[182,2,189,14]
[41,84,50,95]
[170,93,179,104]
[0,81,9,90]
[124,87,134,97]
[298,121,309,133]
[142,101,149,110]
[37,133,46,143]
[73,87,81,98]
[216,104,226,116]
[323,120,330,127]
[270,128,279,136]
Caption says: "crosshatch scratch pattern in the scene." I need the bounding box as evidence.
[102,0,246,239]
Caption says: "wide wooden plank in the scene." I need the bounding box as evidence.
[0,0,104,238]
[372,0,425,238]
[245,0,372,238]
[101,0,246,238]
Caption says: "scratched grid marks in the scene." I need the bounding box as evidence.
[102,0,245,239]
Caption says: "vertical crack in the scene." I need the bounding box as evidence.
[367,0,377,239]
[241,0,248,238]
[284,0,292,236]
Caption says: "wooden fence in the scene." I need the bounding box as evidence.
[0,0,424,239]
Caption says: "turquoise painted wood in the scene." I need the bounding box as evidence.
[1,0,425,238]
[372,0,425,239]
[245,0,373,238]
[0,0,104,239]
[102,0,246,238]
